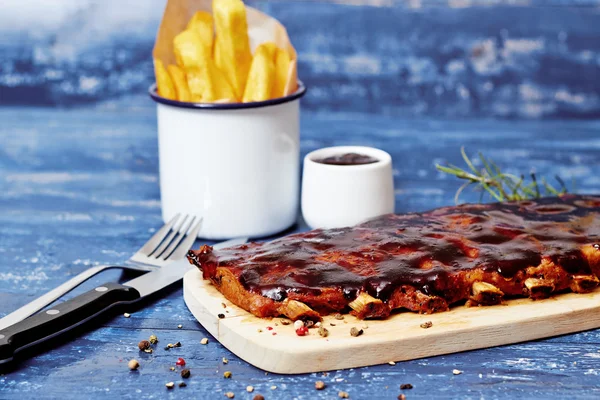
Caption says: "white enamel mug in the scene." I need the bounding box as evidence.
[149,83,307,239]
[301,146,395,229]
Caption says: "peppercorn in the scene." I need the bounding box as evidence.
[223,371,232,378]
[315,380,326,390]
[149,334,158,344]
[181,368,191,379]
[338,391,349,398]
[218,313,225,319]
[176,357,186,366]
[246,386,254,392]
[174,341,181,347]
[128,359,139,370]
[318,326,329,337]
[400,383,413,389]
[225,392,234,398]
[138,340,151,351]
[350,327,363,337]
[179,382,187,388]
[165,382,175,389]
[253,395,265,400]
[398,395,406,400]
[200,338,209,345]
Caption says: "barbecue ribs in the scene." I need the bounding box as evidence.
[187,195,600,321]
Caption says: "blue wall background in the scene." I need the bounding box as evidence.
[1,0,599,119]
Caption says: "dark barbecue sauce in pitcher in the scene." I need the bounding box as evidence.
[314,153,379,166]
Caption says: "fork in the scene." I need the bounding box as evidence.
[0,214,203,331]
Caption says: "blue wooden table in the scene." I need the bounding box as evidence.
[1,103,599,399]
[1,0,600,398]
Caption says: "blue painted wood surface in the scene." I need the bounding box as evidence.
[0,99,599,399]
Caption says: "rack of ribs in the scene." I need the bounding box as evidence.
[187,194,600,321]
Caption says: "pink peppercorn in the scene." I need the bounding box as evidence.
[176,357,186,366]
[295,326,309,336]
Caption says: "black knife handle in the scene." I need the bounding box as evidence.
[0,282,140,364]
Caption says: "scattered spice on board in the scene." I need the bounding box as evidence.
[266,326,273,331]
[400,384,413,390]
[179,382,187,388]
[246,386,254,392]
[138,340,151,351]
[149,334,158,344]
[453,369,463,375]
[174,341,181,348]
[253,395,265,400]
[222,302,227,308]
[350,327,363,337]
[178,324,183,329]
[296,326,309,336]
[222,357,229,364]
[388,361,396,366]
[257,329,263,333]
[176,357,186,366]
[165,382,175,389]
[224,371,232,379]
[338,391,349,398]
[271,385,277,390]
[123,313,131,318]
[398,395,406,400]
[330,323,336,326]
[200,338,209,345]
[218,313,225,319]
[225,392,235,398]
[315,381,326,390]
[318,326,329,337]
[181,369,191,379]
[144,348,153,354]
[170,367,176,371]
[420,321,433,329]
[128,359,139,370]
[334,313,344,320]
[280,319,291,325]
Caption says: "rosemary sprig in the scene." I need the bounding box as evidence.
[436,147,570,203]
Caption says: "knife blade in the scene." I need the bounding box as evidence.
[0,237,248,365]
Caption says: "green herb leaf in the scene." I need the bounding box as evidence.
[435,149,571,203]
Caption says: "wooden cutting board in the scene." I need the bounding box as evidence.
[183,268,600,374]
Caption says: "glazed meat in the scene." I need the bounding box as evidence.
[187,195,600,321]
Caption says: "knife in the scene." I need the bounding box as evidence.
[0,238,247,365]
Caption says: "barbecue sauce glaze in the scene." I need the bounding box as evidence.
[190,195,600,302]
[314,153,379,166]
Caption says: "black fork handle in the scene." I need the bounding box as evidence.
[0,282,140,364]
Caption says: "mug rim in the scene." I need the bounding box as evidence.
[304,146,392,171]
[148,80,307,110]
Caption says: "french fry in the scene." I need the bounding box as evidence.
[154,59,176,100]
[186,59,236,103]
[284,59,298,96]
[173,29,207,69]
[272,48,290,99]
[213,0,252,99]
[242,43,276,102]
[186,11,214,50]
[167,64,191,102]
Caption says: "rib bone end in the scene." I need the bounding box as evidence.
[349,292,389,319]
[524,277,555,299]
[470,281,504,305]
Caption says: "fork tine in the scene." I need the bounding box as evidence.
[167,218,203,261]
[159,216,197,261]
[151,214,189,258]
[137,213,180,257]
